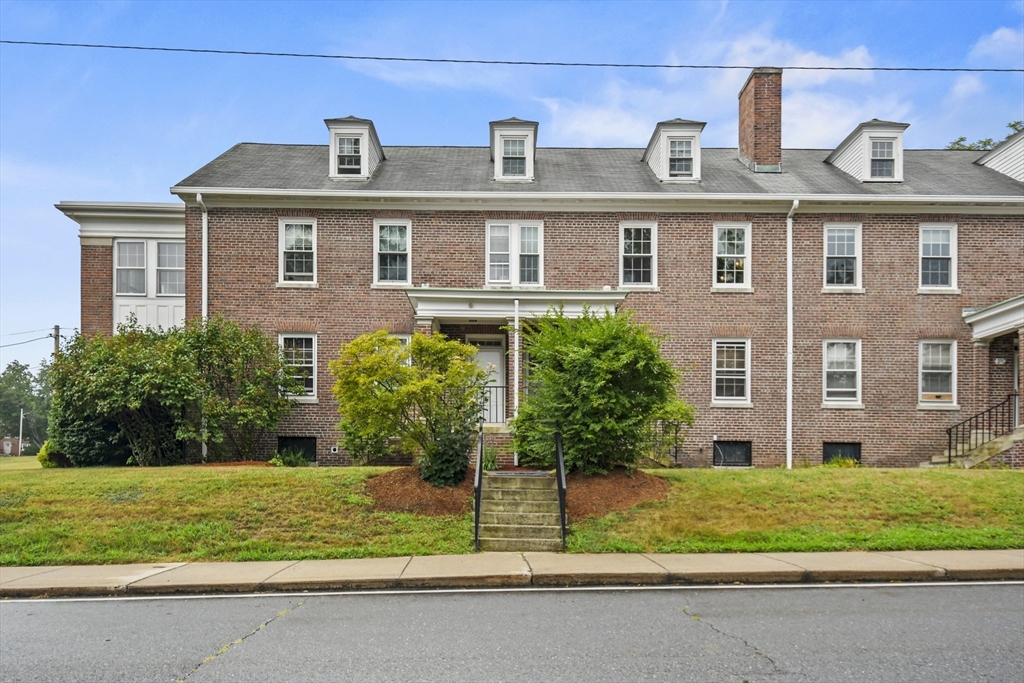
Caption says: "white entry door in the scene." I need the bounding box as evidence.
[470,338,506,423]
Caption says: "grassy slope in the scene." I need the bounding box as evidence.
[570,468,1024,553]
[1,463,1021,565]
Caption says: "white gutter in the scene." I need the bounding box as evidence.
[786,199,800,470]
[196,193,209,321]
[513,298,520,467]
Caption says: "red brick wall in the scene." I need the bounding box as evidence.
[186,206,1023,467]
[738,68,782,168]
[81,243,113,336]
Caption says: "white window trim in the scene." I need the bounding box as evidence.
[864,135,903,182]
[711,338,752,407]
[329,132,368,179]
[822,339,863,408]
[485,220,544,287]
[619,221,658,289]
[666,136,698,181]
[822,223,863,292]
[918,339,958,409]
[373,219,412,286]
[918,223,959,294]
[280,333,317,403]
[494,133,535,182]
[155,241,186,297]
[278,218,317,288]
[712,221,752,292]
[113,239,147,297]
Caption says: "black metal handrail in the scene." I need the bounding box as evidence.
[947,393,1018,464]
[480,385,507,424]
[473,417,484,551]
[554,431,567,552]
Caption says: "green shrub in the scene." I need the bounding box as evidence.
[512,307,692,474]
[482,444,499,471]
[271,447,310,467]
[823,456,861,468]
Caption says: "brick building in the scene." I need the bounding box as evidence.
[61,68,1024,468]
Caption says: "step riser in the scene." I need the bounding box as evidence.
[479,538,563,552]
[479,512,561,526]
[482,475,557,490]
[481,489,560,502]
[479,523,562,539]
[480,501,560,514]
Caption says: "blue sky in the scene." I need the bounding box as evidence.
[1,0,1022,371]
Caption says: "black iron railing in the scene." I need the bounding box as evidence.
[947,393,1018,464]
[480,385,507,424]
[554,431,568,552]
[473,416,484,551]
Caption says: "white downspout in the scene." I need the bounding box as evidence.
[197,193,209,321]
[786,199,800,469]
[513,298,520,467]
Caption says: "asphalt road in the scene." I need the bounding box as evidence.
[1,583,1022,682]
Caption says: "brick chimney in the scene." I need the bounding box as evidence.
[738,67,782,172]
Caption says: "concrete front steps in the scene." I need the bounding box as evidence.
[924,425,1024,468]
[478,472,564,552]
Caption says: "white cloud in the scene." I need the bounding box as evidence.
[946,75,986,103]
[783,91,912,148]
[969,27,1024,66]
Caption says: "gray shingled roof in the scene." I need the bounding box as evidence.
[174,144,1024,196]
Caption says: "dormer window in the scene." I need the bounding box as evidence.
[669,139,693,177]
[336,137,361,175]
[642,119,706,182]
[503,139,526,177]
[870,140,894,178]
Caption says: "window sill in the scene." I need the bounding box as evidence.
[277,282,319,289]
[660,178,701,184]
[710,400,753,408]
[917,287,960,295]
[493,177,534,183]
[620,285,659,292]
[821,402,864,410]
[329,175,370,181]
[821,287,865,294]
[917,403,960,411]
[155,293,186,298]
[371,282,412,289]
[114,293,148,297]
[711,286,753,293]
[290,396,319,404]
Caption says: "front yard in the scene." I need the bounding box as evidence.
[1,457,1021,566]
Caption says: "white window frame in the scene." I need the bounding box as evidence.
[501,138,527,178]
[822,223,863,292]
[114,240,147,296]
[280,334,317,402]
[918,223,959,293]
[329,133,367,179]
[374,219,412,286]
[712,338,752,407]
[486,220,544,287]
[918,340,957,409]
[619,221,658,289]
[712,221,752,291]
[864,136,902,182]
[668,138,694,178]
[822,339,862,408]
[493,132,535,181]
[278,218,317,287]
[156,241,186,297]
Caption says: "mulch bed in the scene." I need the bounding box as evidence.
[364,465,670,518]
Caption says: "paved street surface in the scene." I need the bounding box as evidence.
[2,583,1022,682]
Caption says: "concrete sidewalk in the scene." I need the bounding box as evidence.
[1,549,1021,598]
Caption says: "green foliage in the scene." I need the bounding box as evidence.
[946,121,1023,150]
[48,316,298,467]
[270,448,311,468]
[511,307,690,474]
[822,456,860,468]
[330,331,487,487]
[482,444,499,471]
[35,440,70,468]
[0,360,51,450]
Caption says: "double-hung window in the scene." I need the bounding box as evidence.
[156,242,185,295]
[115,241,146,295]
[823,340,861,405]
[919,224,957,291]
[502,139,526,177]
[336,137,361,175]
[714,222,750,289]
[279,219,316,284]
[281,334,316,400]
[824,223,861,289]
[713,339,750,404]
[487,222,542,286]
[919,341,956,405]
[620,222,657,287]
[870,139,894,179]
[669,139,693,178]
[375,220,411,285]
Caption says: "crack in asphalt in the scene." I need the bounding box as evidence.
[177,600,305,683]
[682,606,788,679]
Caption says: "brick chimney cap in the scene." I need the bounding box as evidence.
[738,67,783,99]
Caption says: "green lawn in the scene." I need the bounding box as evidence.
[1,463,1021,566]
[0,456,41,471]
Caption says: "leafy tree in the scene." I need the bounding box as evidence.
[946,121,1023,151]
[330,331,487,487]
[512,307,693,474]
[0,361,51,453]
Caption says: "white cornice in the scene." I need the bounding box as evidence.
[56,201,186,239]
[963,294,1024,341]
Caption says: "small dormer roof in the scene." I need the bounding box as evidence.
[324,116,385,162]
[825,119,910,164]
[642,119,707,163]
[489,118,538,161]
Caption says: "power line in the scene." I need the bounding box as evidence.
[1,327,63,337]
[0,335,51,349]
[2,40,1021,72]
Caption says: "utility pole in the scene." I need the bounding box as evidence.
[53,325,60,356]
[18,408,24,456]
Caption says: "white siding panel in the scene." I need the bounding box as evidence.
[831,135,864,178]
[114,297,185,332]
[646,143,664,179]
[980,134,1024,181]
[367,140,382,177]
